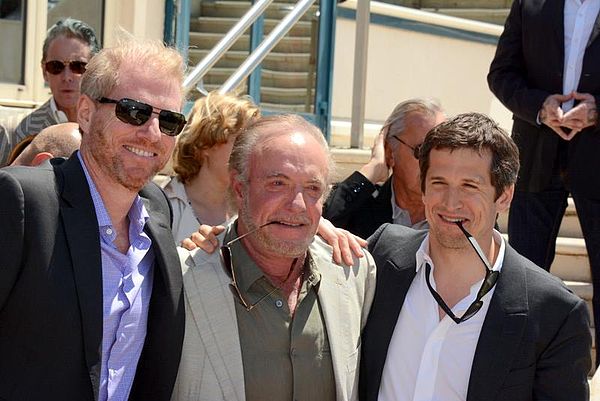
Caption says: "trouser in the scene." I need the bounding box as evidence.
[508,188,600,367]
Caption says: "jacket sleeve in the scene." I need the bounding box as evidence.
[323,171,378,229]
[487,0,550,126]
[0,169,25,312]
[534,297,591,400]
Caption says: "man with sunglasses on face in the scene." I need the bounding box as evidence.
[360,113,591,401]
[14,18,100,145]
[0,36,188,401]
[323,98,445,239]
[172,114,377,401]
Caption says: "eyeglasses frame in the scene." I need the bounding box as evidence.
[43,59,88,75]
[390,135,422,160]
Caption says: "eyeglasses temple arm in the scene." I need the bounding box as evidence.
[455,221,493,272]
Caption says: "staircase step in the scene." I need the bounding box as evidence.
[191,17,313,36]
[200,82,313,106]
[201,1,318,21]
[203,67,313,88]
[189,32,312,53]
[189,49,310,71]
[389,0,511,8]
[422,7,510,25]
[260,101,312,113]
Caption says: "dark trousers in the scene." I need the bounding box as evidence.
[508,189,600,366]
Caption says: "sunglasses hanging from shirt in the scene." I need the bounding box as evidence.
[44,60,88,75]
[424,221,500,324]
[97,97,187,136]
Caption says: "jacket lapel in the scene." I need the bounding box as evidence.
[55,155,103,400]
[183,247,245,401]
[314,251,348,400]
[467,246,528,401]
[586,7,600,47]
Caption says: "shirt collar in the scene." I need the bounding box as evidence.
[162,176,188,202]
[415,229,506,274]
[49,96,69,123]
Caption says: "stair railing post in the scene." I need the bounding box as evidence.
[350,0,370,149]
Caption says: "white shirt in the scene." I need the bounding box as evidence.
[49,96,69,123]
[378,230,506,401]
[562,0,600,111]
[389,180,429,230]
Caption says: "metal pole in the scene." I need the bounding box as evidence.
[350,0,370,148]
[219,0,317,94]
[182,0,275,92]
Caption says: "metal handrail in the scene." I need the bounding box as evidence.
[219,0,317,94]
[182,0,275,92]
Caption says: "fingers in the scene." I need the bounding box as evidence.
[185,225,225,254]
[571,91,595,102]
[548,125,572,141]
[180,237,197,251]
[317,217,365,266]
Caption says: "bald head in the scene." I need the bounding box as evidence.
[11,123,82,166]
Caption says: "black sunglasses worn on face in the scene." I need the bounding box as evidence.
[425,221,500,324]
[391,135,422,160]
[97,97,187,136]
[44,60,88,75]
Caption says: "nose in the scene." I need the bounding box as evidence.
[136,115,162,143]
[443,187,463,210]
[288,189,308,212]
[61,66,74,83]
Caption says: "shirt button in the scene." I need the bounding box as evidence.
[106,228,113,235]
[275,299,283,308]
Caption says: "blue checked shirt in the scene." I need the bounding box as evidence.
[78,152,155,401]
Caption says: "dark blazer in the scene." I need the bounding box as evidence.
[323,171,393,239]
[359,224,591,401]
[488,0,600,199]
[0,154,185,401]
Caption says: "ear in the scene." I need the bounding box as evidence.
[41,61,49,84]
[31,152,54,166]
[77,94,95,135]
[384,141,394,168]
[494,184,514,213]
[230,170,245,207]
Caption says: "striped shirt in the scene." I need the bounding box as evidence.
[14,97,68,143]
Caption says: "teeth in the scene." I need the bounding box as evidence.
[441,216,465,223]
[125,146,155,157]
[277,221,302,226]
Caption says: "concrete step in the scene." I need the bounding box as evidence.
[201,82,314,106]
[201,1,318,21]
[260,101,312,113]
[387,0,512,8]
[203,67,314,88]
[190,17,313,36]
[422,7,510,25]
[189,31,312,53]
[189,48,310,71]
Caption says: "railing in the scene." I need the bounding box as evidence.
[339,0,503,148]
[183,0,318,97]
[219,0,317,94]
[182,0,275,93]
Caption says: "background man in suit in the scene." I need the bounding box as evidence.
[488,0,600,365]
[173,114,376,401]
[323,98,445,239]
[14,18,100,144]
[0,36,187,400]
[360,113,591,401]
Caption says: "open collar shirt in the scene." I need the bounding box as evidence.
[78,152,155,401]
[378,230,505,401]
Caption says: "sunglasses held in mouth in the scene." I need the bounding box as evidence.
[44,60,88,75]
[97,97,187,136]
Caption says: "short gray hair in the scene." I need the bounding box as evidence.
[229,114,335,186]
[42,18,101,61]
[382,98,443,142]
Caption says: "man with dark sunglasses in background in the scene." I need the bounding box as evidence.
[172,114,376,401]
[13,18,100,145]
[0,35,187,401]
[360,113,591,401]
[323,98,445,239]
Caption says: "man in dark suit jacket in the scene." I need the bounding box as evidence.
[323,99,444,239]
[0,37,187,400]
[488,0,600,365]
[360,113,591,401]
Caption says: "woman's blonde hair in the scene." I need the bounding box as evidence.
[173,91,259,183]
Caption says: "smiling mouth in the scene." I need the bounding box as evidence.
[124,145,156,157]
[439,215,467,224]
[270,221,306,227]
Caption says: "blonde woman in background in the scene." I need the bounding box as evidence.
[162,92,259,243]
